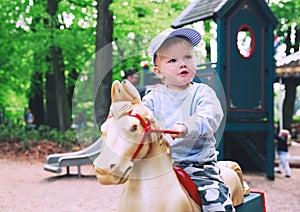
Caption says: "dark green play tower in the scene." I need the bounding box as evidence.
[172,0,278,179]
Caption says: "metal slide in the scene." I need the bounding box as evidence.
[43,137,102,177]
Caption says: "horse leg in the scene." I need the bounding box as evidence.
[218,161,245,206]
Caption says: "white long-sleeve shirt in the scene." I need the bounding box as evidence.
[142,82,224,165]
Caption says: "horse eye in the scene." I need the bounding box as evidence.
[131,125,138,132]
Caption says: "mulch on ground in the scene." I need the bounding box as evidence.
[0,140,81,162]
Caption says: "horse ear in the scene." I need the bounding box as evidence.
[111,80,141,103]
[111,80,125,102]
[121,80,141,103]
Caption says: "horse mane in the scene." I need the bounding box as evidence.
[110,101,132,119]
[159,133,171,154]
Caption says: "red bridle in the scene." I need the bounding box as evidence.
[107,111,179,162]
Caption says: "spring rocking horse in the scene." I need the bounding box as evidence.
[93,80,250,212]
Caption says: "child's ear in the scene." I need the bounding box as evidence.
[153,67,163,79]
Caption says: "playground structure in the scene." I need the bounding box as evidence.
[172,0,278,179]
[43,137,102,177]
[44,0,280,182]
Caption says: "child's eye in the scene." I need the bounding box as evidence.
[168,59,176,63]
[184,55,192,60]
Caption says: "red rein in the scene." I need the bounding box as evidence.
[107,111,179,162]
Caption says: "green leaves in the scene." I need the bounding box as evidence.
[269,0,300,53]
[109,0,190,80]
[1,0,296,122]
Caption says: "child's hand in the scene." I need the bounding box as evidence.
[171,123,187,139]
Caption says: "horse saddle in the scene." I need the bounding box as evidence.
[174,166,201,206]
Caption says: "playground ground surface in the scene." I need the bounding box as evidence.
[0,142,300,212]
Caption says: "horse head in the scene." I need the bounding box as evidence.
[94,80,170,185]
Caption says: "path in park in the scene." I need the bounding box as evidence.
[1,142,300,212]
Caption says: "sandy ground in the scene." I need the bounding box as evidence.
[1,142,300,212]
[0,160,123,212]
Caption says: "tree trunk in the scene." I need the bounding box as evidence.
[94,0,113,127]
[67,68,79,118]
[28,14,46,127]
[45,0,70,131]
[45,65,59,128]
[283,78,300,130]
[28,71,44,126]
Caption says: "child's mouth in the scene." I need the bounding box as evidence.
[179,70,189,75]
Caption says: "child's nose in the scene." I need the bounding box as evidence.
[179,61,187,68]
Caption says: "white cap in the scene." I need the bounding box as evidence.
[279,129,291,140]
[149,28,201,64]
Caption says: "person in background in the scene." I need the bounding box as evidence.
[123,69,146,98]
[123,69,139,84]
[77,113,85,130]
[275,129,291,178]
[25,108,35,130]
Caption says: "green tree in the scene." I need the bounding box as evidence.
[268,0,300,130]
[3,0,296,132]
[268,0,300,54]
[109,0,190,80]
[1,0,96,130]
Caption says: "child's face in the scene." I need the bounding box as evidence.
[153,38,196,90]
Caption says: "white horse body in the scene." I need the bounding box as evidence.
[93,80,246,211]
[119,148,199,212]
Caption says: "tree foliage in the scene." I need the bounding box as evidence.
[109,0,190,80]
[268,0,300,54]
[0,0,297,130]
